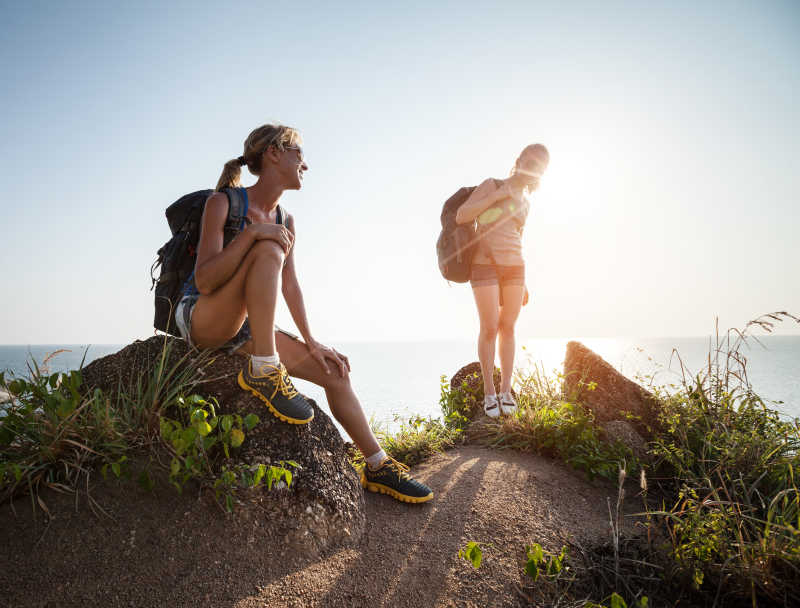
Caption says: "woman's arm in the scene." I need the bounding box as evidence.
[281,214,349,376]
[193,193,293,295]
[455,178,508,225]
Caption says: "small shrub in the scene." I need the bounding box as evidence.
[370,414,462,467]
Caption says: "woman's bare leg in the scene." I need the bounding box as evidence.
[497,285,525,393]
[190,240,285,354]
[472,285,500,395]
[272,332,381,457]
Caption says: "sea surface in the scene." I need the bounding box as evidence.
[1,337,798,434]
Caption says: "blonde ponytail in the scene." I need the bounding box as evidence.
[216,157,245,191]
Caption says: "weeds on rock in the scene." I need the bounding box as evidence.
[0,337,291,515]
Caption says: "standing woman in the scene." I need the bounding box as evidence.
[175,123,433,503]
[455,144,549,418]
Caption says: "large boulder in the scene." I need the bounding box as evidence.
[563,341,661,437]
[53,336,365,555]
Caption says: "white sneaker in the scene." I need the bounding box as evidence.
[484,394,500,418]
[499,391,517,416]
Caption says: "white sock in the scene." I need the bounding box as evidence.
[366,449,388,470]
[251,354,280,374]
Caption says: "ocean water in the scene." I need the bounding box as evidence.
[1,337,798,433]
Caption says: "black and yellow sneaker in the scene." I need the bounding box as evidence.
[360,457,434,504]
[237,360,314,425]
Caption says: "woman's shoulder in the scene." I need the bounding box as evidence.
[203,191,232,222]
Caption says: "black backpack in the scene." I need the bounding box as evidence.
[436,180,503,283]
[150,187,247,335]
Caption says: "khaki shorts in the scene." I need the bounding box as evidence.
[469,264,525,289]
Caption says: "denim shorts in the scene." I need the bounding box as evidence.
[175,294,301,354]
[469,264,525,289]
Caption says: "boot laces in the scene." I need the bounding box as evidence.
[254,362,299,399]
[384,456,411,480]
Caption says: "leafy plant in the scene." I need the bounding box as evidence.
[458,541,485,569]
[214,460,300,513]
[159,394,258,489]
[524,543,568,582]
[438,374,473,431]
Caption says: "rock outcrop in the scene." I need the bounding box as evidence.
[563,341,660,438]
[81,336,366,554]
[3,336,364,569]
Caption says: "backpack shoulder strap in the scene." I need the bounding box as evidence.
[222,187,248,231]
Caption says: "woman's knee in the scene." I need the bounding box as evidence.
[479,320,499,339]
[498,318,516,337]
[322,369,352,392]
[247,239,285,265]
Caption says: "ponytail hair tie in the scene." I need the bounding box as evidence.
[237,156,246,166]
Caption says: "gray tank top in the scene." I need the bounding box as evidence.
[472,192,528,266]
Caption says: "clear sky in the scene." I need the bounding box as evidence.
[1,0,798,344]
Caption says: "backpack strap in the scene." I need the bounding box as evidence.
[218,187,249,249]
[223,187,248,231]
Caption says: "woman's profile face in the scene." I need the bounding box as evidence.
[269,144,308,190]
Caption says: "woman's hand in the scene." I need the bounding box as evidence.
[498,179,525,201]
[307,339,350,377]
[247,223,294,254]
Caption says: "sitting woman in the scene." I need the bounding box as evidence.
[455,144,549,418]
[175,123,432,504]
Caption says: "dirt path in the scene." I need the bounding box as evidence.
[237,446,641,608]
[2,446,642,608]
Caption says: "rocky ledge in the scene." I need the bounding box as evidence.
[1,336,366,606]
